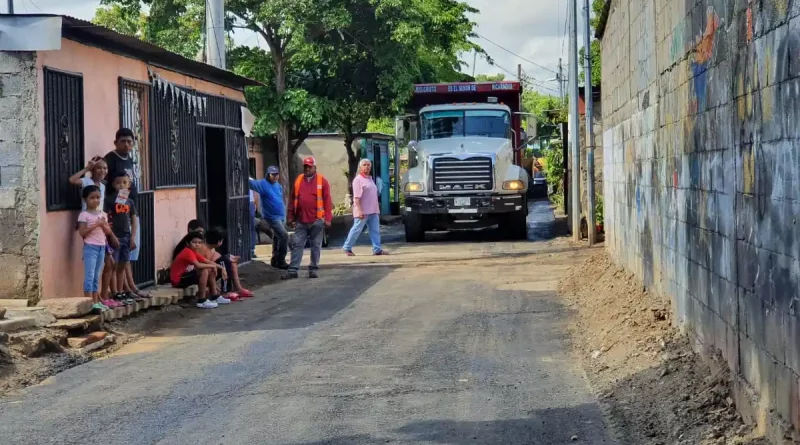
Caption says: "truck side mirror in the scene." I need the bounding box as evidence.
[409,121,419,141]
[526,117,537,140]
[395,118,405,141]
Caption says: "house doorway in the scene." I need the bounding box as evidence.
[204,127,229,253]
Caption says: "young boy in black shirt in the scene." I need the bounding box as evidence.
[105,170,138,303]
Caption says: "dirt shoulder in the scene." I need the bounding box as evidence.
[559,249,769,445]
[0,259,283,395]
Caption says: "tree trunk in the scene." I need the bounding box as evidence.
[274,55,292,204]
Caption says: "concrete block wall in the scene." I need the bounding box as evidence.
[0,52,39,303]
[601,0,800,437]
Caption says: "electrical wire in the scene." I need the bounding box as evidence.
[493,62,560,95]
[476,33,558,75]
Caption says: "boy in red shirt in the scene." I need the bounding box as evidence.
[170,231,223,309]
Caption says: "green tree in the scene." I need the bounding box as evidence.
[96,0,204,59]
[475,73,505,82]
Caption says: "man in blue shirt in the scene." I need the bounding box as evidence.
[249,166,289,269]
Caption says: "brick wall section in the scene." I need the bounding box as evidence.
[0,53,40,303]
[601,0,800,438]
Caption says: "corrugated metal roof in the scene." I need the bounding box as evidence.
[33,14,261,90]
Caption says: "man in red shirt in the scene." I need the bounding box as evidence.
[287,156,333,279]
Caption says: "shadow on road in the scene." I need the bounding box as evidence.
[148,265,399,337]
[287,403,610,444]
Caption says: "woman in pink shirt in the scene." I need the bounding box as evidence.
[342,159,388,256]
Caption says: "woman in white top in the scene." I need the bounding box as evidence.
[69,156,107,211]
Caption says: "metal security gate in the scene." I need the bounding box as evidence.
[196,93,251,262]
[226,128,251,261]
[44,68,85,211]
[120,78,156,287]
[132,191,155,287]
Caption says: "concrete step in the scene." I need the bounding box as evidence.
[48,315,102,331]
[0,316,37,333]
[7,307,56,327]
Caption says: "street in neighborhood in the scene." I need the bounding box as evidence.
[0,203,614,444]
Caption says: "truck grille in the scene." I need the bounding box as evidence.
[432,157,493,192]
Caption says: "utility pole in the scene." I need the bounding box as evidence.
[558,58,564,103]
[517,64,523,88]
[7,0,13,14]
[583,0,596,245]
[569,0,581,241]
[472,50,477,78]
[206,0,225,69]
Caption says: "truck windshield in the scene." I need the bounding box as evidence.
[420,109,510,140]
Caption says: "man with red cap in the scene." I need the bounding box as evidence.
[286,156,333,278]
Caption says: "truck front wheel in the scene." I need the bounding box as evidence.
[501,201,528,240]
[404,212,427,242]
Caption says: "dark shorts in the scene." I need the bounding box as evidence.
[112,236,131,263]
[173,270,199,288]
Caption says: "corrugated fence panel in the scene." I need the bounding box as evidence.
[44,68,85,211]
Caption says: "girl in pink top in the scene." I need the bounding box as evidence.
[77,186,118,309]
[342,159,388,256]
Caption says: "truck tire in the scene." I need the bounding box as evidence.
[404,212,426,242]
[501,199,528,240]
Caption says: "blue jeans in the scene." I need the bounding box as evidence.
[83,243,105,293]
[342,214,382,254]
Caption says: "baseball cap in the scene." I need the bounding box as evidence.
[267,165,279,175]
[303,156,316,167]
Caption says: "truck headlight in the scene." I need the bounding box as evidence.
[405,182,424,192]
[502,180,525,191]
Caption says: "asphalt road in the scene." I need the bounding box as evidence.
[0,202,614,445]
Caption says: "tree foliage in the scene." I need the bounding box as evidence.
[475,73,505,82]
[93,0,481,199]
[96,0,204,59]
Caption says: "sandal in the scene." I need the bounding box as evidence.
[238,289,254,298]
[226,292,241,302]
[133,290,152,299]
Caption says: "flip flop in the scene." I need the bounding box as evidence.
[226,292,241,302]
[238,289,254,298]
[133,290,152,299]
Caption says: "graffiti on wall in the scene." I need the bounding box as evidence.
[690,7,720,114]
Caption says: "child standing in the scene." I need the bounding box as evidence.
[70,158,118,305]
[105,171,138,305]
[77,186,117,310]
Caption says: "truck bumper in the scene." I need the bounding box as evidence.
[404,194,525,216]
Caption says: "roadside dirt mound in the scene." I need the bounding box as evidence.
[559,251,769,445]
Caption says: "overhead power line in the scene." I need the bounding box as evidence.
[476,33,559,75]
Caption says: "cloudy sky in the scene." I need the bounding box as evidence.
[18,0,585,95]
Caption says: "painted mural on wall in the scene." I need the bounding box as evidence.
[600,0,800,436]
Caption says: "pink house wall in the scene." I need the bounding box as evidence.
[36,39,245,299]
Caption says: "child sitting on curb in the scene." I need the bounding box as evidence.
[173,221,254,300]
[170,231,226,309]
[201,227,254,300]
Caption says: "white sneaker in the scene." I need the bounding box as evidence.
[215,296,232,304]
[196,300,218,309]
